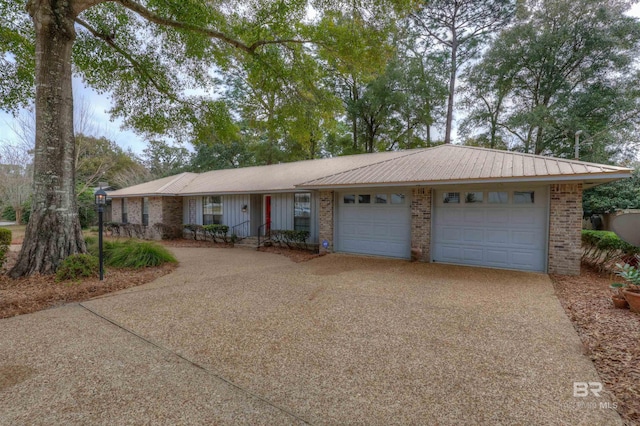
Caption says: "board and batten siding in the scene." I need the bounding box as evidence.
[270,192,319,243]
[182,195,250,237]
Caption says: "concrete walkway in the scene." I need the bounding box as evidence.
[0,248,621,425]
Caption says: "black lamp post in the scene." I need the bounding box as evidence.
[95,187,107,281]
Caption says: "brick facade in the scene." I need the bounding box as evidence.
[127,198,143,225]
[162,197,183,228]
[318,190,334,254]
[411,187,431,262]
[111,198,122,223]
[548,183,583,275]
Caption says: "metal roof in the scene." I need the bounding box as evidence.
[107,145,631,197]
[108,151,412,197]
[108,172,198,197]
[297,145,631,188]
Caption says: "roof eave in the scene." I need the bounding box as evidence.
[296,172,632,190]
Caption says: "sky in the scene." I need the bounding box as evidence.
[1,4,640,157]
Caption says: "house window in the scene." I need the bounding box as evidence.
[142,197,149,226]
[294,193,311,233]
[391,193,405,204]
[488,191,508,204]
[443,192,460,203]
[465,192,483,203]
[358,194,371,204]
[343,194,355,204]
[375,194,387,204]
[121,198,128,224]
[514,191,535,204]
[203,195,223,225]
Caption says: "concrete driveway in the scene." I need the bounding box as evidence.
[0,248,620,425]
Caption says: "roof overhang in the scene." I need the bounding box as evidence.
[296,173,632,190]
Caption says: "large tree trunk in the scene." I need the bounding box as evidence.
[11,0,85,277]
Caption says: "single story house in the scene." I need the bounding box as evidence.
[107,145,631,275]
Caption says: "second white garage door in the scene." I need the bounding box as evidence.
[433,187,548,272]
[337,191,411,259]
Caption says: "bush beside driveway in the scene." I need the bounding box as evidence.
[0,248,621,425]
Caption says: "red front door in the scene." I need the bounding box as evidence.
[265,195,271,234]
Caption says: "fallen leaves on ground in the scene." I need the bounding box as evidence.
[551,264,640,426]
[0,250,176,319]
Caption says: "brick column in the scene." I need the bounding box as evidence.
[411,187,431,262]
[548,183,583,275]
[111,198,122,223]
[318,190,334,254]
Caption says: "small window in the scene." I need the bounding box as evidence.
[443,192,460,203]
[375,194,387,204]
[465,192,483,203]
[358,194,371,204]
[343,194,355,204]
[203,195,223,225]
[121,198,128,224]
[294,193,311,232]
[514,191,535,204]
[142,197,149,226]
[391,193,405,204]
[488,191,508,204]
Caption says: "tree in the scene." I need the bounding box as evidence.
[465,0,640,160]
[141,139,190,178]
[411,0,515,144]
[583,165,640,214]
[0,141,32,224]
[0,0,338,276]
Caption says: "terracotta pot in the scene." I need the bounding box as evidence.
[622,289,640,313]
[612,296,629,309]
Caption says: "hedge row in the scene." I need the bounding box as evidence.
[183,224,230,243]
[270,229,310,250]
[581,230,640,270]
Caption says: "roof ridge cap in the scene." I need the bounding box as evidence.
[156,172,195,193]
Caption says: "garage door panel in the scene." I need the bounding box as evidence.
[486,210,510,224]
[486,230,509,244]
[439,209,464,224]
[463,210,484,223]
[462,248,483,261]
[338,191,410,259]
[434,188,547,272]
[463,228,484,243]
[485,249,509,264]
[441,227,462,243]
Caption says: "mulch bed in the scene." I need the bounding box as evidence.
[0,250,176,320]
[551,264,640,425]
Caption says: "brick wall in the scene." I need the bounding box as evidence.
[318,190,334,254]
[162,197,184,227]
[548,183,583,275]
[128,198,143,225]
[411,187,431,262]
[149,197,163,226]
[111,198,122,223]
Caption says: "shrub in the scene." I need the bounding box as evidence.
[2,205,16,221]
[0,227,11,268]
[582,230,640,270]
[270,229,310,249]
[55,254,99,282]
[102,239,177,268]
[203,224,229,243]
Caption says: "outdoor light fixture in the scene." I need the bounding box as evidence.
[94,187,107,281]
[241,204,248,212]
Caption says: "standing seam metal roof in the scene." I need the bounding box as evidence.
[107,145,631,197]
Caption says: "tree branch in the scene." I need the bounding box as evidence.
[74,17,171,97]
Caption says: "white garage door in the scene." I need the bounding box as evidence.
[337,191,411,259]
[433,188,548,272]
